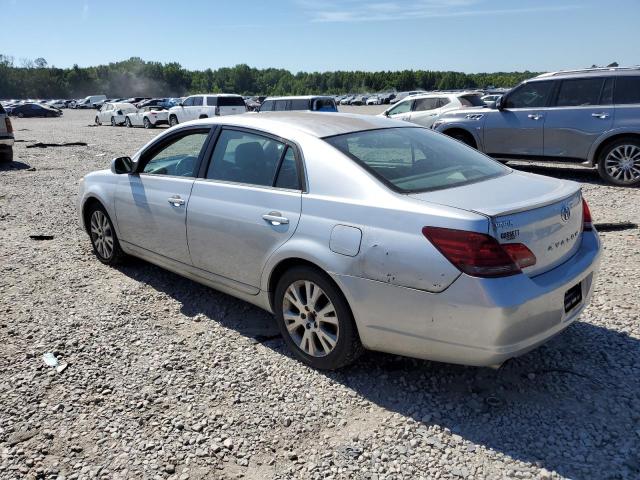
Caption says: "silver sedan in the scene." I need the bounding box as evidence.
[77,112,601,370]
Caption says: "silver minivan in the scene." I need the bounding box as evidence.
[433,67,640,186]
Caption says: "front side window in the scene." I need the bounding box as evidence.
[458,95,485,107]
[206,130,287,187]
[387,100,412,115]
[325,127,508,193]
[141,131,209,177]
[555,78,605,107]
[260,100,274,112]
[614,76,640,105]
[413,98,439,111]
[504,81,553,109]
[182,97,194,107]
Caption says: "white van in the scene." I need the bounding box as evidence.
[167,94,246,126]
[75,95,107,109]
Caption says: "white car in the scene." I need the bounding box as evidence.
[95,103,138,126]
[167,94,246,127]
[75,95,107,109]
[125,106,169,129]
[366,95,381,105]
[379,92,486,128]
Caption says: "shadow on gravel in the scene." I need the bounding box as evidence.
[116,258,639,480]
[0,161,32,171]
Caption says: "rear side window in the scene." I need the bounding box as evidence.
[275,147,300,189]
[325,127,508,193]
[206,97,218,106]
[413,98,439,111]
[218,96,246,107]
[555,78,605,107]
[614,76,640,105]
[207,130,286,187]
[438,98,451,108]
[274,100,288,111]
[458,95,485,107]
[290,99,310,110]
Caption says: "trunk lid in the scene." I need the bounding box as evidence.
[410,171,583,276]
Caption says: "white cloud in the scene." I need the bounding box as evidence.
[297,0,580,23]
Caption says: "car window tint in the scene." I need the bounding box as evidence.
[206,97,217,106]
[207,130,286,186]
[556,78,605,107]
[413,98,439,111]
[275,147,300,189]
[218,96,246,107]
[192,96,203,106]
[290,99,310,110]
[458,95,485,107]
[313,98,337,111]
[260,100,274,111]
[600,78,614,104]
[274,100,288,111]
[183,97,194,107]
[438,98,451,108]
[388,100,412,115]
[326,127,507,193]
[614,76,640,105]
[504,81,553,108]
[142,131,209,177]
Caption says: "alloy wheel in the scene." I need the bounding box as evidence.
[90,210,114,259]
[604,144,640,184]
[282,280,339,357]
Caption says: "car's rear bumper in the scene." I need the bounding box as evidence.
[333,230,601,367]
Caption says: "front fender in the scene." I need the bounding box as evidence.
[77,172,121,238]
[435,121,485,151]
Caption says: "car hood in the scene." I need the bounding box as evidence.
[408,170,580,217]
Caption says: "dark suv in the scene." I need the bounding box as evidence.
[433,67,640,186]
[0,104,14,162]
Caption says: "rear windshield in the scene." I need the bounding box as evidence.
[325,127,508,193]
[218,96,246,107]
[458,94,485,107]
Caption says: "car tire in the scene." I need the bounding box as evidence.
[125,118,132,128]
[597,137,640,186]
[143,117,152,129]
[274,266,364,370]
[86,203,126,265]
[111,117,116,127]
[95,116,101,125]
[169,115,178,127]
[446,130,476,148]
[0,148,13,163]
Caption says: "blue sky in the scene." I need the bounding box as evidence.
[0,0,637,73]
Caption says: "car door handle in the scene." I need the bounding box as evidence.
[262,212,289,225]
[527,114,543,120]
[591,112,610,119]
[168,195,185,206]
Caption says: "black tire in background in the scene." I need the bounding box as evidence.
[597,137,640,187]
[274,266,364,370]
[169,115,178,127]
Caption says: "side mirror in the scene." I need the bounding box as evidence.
[383,110,390,117]
[111,156,134,174]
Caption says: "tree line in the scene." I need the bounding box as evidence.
[0,55,540,99]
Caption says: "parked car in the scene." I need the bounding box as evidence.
[167,94,246,126]
[433,67,640,186]
[75,95,107,109]
[389,91,425,104]
[259,96,338,112]
[481,94,502,104]
[379,92,486,128]
[125,106,169,128]
[340,95,355,105]
[7,103,62,118]
[47,99,66,109]
[95,102,138,126]
[366,95,381,105]
[77,112,600,370]
[0,103,14,162]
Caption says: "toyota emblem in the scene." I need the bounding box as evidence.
[560,205,571,222]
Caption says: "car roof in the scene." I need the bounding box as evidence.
[188,111,414,138]
[401,91,480,100]
[531,68,640,82]
[264,95,334,101]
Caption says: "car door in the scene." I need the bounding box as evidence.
[543,77,614,160]
[407,97,440,126]
[187,127,303,289]
[484,80,554,157]
[386,99,414,121]
[178,97,194,122]
[114,127,212,264]
[190,96,204,120]
[99,104,110,123]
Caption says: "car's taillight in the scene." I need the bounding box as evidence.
[582,198,593,231]
[422,227,536,278]
[5,117,13,134]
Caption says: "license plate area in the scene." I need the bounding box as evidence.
[564,282,582,313]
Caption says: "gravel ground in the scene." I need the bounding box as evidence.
[1,108,639,480]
